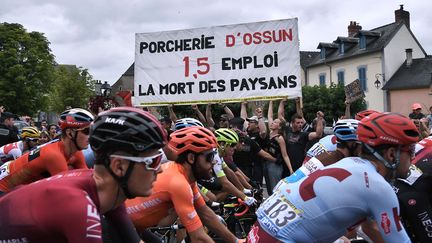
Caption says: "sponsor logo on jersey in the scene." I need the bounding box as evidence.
[364,172,369,188]
[104,117,125,125]
[0,237,28,243]
[85,194,101,239]
[417,211,432,237]
[28,148,41,161]
[380,212,391,234]
[247,224,260,243]
[408,199,416,206]
[187,210,197,219]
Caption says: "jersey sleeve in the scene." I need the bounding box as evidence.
[168,178,203,232]
[369,181,411,242]
[72,151,89,169]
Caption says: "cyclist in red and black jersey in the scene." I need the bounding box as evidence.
[0,107,167,242]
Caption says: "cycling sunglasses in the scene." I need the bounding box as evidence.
[28,138,39,142]
[228,143,237,148]
[110,149,163,171]
[76,127,90,135]
[200,149,217,163]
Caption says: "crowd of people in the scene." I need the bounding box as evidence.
[0,99,430,243]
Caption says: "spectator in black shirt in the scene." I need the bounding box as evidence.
[0,111,19,147]
[409,103,426,120]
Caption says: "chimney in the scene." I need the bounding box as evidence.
[395,4,410,28]
[406,48,413,67]
[348,21,362,37]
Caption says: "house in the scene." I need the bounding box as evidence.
[306,5,429,114]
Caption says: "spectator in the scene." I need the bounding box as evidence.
[206,103,234,129]
[0,111,19,147]
[39,130,51,145]
[426,106,432,130]
[39,119,48,131]
[278,98,324,177]
[159,116,173,137]
[241,101,268,186]
[48,124,60,140]
[409,103,426,121]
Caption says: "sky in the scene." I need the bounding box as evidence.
[1,0,431,85]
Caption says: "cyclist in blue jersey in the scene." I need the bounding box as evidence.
[248,112,418,242]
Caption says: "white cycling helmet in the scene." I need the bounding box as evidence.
[174,118,204,131]
[333,119,359,141]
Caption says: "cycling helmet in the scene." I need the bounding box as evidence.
[59,108,94,130]
[355,109,379,121]
[168,126,217,155]
[215,128,239,145]
[357,112,419,147]
[90,107,167,153]
[174,118,203,131]
[21,127,41,139]
[333,119,359,141]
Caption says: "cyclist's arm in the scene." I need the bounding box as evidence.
[73,151,89,169]
[219,175,246,200]
[223,165,244,190]
[104,204,141,243]
[196,204,237,243]
[370,184,410,242]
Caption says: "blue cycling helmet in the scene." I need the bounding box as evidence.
[333,119,359,141]
[174,118,203,131]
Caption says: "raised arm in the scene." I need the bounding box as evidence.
[267,100,274,126]
[167,104,178,123]
[255,106,267,139]
[205,103,215,128]
[221,103,234,120]
[191,104,206,124]
[278,98,287,121]
[308,111,325,141]
[344,99,351,119]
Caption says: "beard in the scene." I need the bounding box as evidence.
[192,162,213,180]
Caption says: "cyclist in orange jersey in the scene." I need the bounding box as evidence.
[0,108,94,194]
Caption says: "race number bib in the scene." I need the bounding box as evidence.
[257,192,301,230]
[0,161,11,180]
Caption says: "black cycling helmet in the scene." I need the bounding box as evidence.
[90,107,167,153]
[58,108,94,130]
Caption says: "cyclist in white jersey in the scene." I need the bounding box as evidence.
[248,112,418,242]
[0,127,40,163]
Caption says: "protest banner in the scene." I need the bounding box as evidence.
[134,18,301,106]
[344,79,365,103]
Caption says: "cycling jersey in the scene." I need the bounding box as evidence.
[0,141,24,163]
[304,135,337,163]
[0,169,139,243]
[0,140,87,192]
[125,161,206,233]
[254,157,410,242]
[393,144,432,242]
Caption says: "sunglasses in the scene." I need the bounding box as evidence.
[110,149,163,171]
[228,143,237,148]
[28,138,39,142]
[199,149,217,163]
[76,127,90,135]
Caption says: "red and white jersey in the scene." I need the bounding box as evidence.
[0,141,24,162]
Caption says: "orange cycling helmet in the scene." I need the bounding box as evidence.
[357,112,419,147]
[354,109,379,121]
[168,126,217,155]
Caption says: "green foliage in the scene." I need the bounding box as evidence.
[296,84,366,122]
[0,22,55,115]
[49,66,95,113]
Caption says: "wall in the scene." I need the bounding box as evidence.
[307,52,385,111]
[389,89,432,115]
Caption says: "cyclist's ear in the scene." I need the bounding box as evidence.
[186,152,195,165]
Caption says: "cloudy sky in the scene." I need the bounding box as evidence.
[1,0,431,85]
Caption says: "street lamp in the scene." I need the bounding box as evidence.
[100,81,112,97]
[374,73,385,89]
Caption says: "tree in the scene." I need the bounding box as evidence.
[49,65,95,113]
[0,23,55,115]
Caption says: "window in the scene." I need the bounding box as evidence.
[319,73,326,86]
[359,36,366,49]
[320,49,326,59]
[337,71,345,85]
[358,66,367,91]
[339,43,344,55]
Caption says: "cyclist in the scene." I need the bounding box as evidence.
[0,126,41,163]
[0,107,167,242]
[0,108,94,194]
[126,126,240,242]
[212,128,256,205]
[249,112,417,242]
[393,135,432,242]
